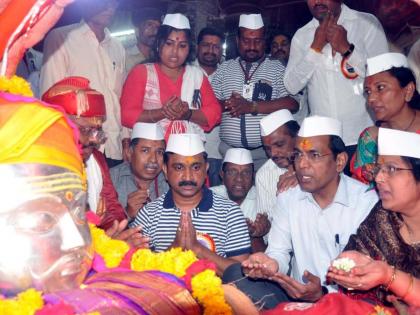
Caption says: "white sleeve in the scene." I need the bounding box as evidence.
[39,29,68,95]
[265,197,293,274]
[284,34,323,95]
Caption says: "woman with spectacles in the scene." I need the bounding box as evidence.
[328,128,420,308]
[351,53,420,186]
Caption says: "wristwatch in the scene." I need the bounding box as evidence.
[342,43,355,58]
[251,101,258,116]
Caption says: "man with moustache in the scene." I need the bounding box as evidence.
[41,0,127,167]
[196,27,224,185]
[212,14,298,170]
[211,148,270,252]
[270,31,292,66]
[126,8,161,73]
[111,122,169,221]
[222,116,378,308]
[130,134,251,275]
[284,0,388,165]
[256,109,300,217]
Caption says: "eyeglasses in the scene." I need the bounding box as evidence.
[224,169,253,178]
[78,126,107,144]
[289,151,332,163]
[372,164,412,178]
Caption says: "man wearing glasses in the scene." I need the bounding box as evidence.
[211,148,270,252]
[222,115,378,308]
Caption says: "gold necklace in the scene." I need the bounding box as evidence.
[404,222,420,245]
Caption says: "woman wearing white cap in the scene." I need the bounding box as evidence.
[351,52,420,186]
[121,13,221,143]
[328,128,420,308]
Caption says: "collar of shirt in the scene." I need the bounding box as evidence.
[309,4,358,28]
[163,187,213,214]
[298,173,350,208]
[238,55,266,68]
[78,20,113,44]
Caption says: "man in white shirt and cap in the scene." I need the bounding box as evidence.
[284,0,388,167]
[130,134,251,275]
[40,0,127,167]
[256,109,300,217]
[212,13,298,171]
[222,116,378,308]
[110,122,169,222]
[211,148,270,252]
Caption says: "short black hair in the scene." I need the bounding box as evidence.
[154,24,195,64]
[402,156,420,182]
[163,151,208,164]
[130,138,140,148]
[387,67,420,110]
[328,135,346,159]
[270,30,292,44]
[197,27,224,45]
[284,120,300,138]
[131,8,162,26]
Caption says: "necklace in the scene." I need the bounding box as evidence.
[404,222,420,245]
[403,110,417,131]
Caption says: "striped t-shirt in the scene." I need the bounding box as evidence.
[130,188,251,257]
[212,57,290,149]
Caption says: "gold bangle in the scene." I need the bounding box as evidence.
[385,266,396,291]
[401,274,414,300]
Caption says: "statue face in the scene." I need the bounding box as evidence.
[0,164,93,295]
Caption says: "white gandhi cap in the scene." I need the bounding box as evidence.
[162,13,190,29]
[131,122,164,141]
[166,133,205,156]
[378,127,420,159]
[298,116,343,139]
[260,109,295,137]
[223,148,253,165]
[239,14,264,30]
[367,53,409,77]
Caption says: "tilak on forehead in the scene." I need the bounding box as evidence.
[299,138,313,151]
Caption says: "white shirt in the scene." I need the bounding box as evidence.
[284,4,388,145]
[210,185,258,221]
[266,174,378,290]
[40,21,126,160]
[408,38,420,93]
[256,159,287,218]
[85,155,103,214]
[196,60,222,159]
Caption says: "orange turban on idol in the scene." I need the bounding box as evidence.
[42,76,106,117]
[0,92,85,180]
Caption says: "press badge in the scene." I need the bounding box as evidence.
[242,83,254,99]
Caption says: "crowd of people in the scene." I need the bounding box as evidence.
[2,0,420,313]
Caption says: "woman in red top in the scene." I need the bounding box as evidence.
[121,13,221,144]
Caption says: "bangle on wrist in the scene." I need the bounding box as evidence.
[401,273,414,300]
[384,265,396,291]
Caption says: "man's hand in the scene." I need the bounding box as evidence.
[311,12,331,52]
[326,19,350,55]
[126,188,149,219]
[227,92,253,117]
[242,252,278,279]
[171,210,202,253]
[271,270,323,302]
[247,213,271,238]
[277,170,298,194]
[105,219,150,249]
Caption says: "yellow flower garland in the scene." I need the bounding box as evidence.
[89,224,130,268]
[0,75,33,97]
[0,288,44,315]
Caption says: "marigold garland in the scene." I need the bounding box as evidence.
[130,248,198,277]
[369,305,393,315]
[89,224,130,268]
[0,288,44,315]
[0,75,33,97]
